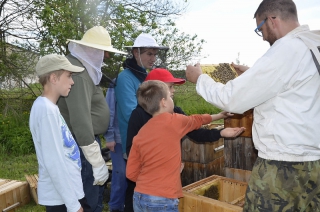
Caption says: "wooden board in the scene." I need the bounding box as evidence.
[224,109,253,137]
[182,137,224,164]
[179,175,247,212]
[181,156,225,186]
[225,168,252,183]
[224,137,257,171]
[0,179,30,211]
[25,174,38,205]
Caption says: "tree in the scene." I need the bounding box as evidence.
[32,0,205,71]
[1,0,206,94]
[0,0,40,93]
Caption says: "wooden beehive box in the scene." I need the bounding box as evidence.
[224,109,253,137]
[0,179,30,211]
[181,124,225,186]
[224,109,258,178]
[25,174,38,205]
[179,175,247,212]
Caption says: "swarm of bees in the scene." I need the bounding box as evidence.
[201,63,238,84]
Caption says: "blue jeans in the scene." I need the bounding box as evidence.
[133,192,179,212]
[108,143,127,211]
[79,136,104,212]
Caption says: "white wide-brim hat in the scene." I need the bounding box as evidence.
[67,26,127,55]
[124,33,169,50]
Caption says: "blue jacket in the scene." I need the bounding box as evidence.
[104,85,121,144]
[114,68,143,154]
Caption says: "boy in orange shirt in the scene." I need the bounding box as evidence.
[126,80,244,212]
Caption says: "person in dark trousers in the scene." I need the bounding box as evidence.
[115,33,168,212]
[124,68,245,211]
[126,80,244,212]
[57,26,127,212]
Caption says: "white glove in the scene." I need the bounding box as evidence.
[80,140,109,185]
[92,163,109,185]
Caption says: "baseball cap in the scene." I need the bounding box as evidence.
[35,54,84,76]
[145,68,186,85]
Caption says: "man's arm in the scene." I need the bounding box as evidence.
[104,87,116,152]
[185,63,203,83]
[174,107,222,142]
[231,62,250,76]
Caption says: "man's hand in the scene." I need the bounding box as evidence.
[210,111,234,122]
[185,63,203,83]
[219,111,234,119]
[220,127,245,138]
[106,141,116,152]
[77,207,83,212]
[80,141,109,185]
[231,62,250,76]
[93,164,109,185]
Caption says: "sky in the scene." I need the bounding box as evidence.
[175,0,320,66]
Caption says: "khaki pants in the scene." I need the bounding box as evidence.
[243,157,320,212]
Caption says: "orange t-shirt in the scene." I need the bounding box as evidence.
[126,112,212,198]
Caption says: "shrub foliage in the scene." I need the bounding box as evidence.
[1,82,220,155]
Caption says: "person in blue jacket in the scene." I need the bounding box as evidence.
[124,68,242,211]
[104,79,126,212]
[114,33,168,212]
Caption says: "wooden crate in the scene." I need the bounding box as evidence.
[181,124,225,186]
[0,179,30,212]
[224,137,257,171]
[182,136,224,164]
[181,156,224,186]
[224,109,253,137]
[25,174,38,205]
[179,175,247,212]
[225,168,252,183]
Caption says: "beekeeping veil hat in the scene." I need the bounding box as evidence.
[124,33,169,69]
[124,33,168,50]
[67,26,127,54]
[67,26,126,85]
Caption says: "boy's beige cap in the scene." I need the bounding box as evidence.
[35,54,84,76]
[67,26,127,55]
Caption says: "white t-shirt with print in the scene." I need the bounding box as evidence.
[29,96,84,212]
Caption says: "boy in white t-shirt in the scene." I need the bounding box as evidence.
[29,54,89,212]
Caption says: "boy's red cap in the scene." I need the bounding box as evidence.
[145,68,186,85]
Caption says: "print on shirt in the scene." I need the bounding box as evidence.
[61,120,81,169]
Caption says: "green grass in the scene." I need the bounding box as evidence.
[0,153,110,212]
[0,81,223,211]
[0,153,46,211]
[0,154,38,181]
[174,82,223,115]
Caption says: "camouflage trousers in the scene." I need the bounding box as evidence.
[243,157,320,212]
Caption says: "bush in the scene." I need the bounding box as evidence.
[0,82,222,154]
[0,111,34,155]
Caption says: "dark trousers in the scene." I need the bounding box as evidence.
[46,197,91,212]
[124,173,136,212]
[78,136,105,212]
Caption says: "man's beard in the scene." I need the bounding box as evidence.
[265,24,277,46]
